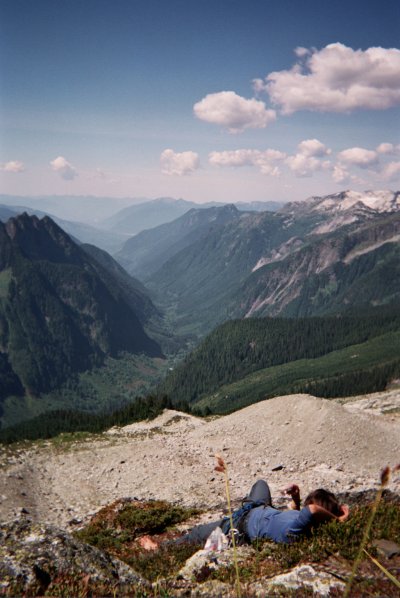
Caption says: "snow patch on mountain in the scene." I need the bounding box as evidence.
[311,190,399,214]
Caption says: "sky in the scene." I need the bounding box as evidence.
[1,0,400,205]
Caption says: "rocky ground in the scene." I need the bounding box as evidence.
[1,390,399,529]
[1,390,400,596]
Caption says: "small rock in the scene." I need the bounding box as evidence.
[373,538,400,559]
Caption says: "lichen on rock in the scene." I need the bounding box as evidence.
[0,517,148,595]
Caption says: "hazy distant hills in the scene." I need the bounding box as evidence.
[1,195,284,253]
[101,196,283,237]
[0,214,161,418]
[138,190,400,335]
[0,194,140,224]
[102,197,202,235]
[116,204,245,279]
[0,203,127,254]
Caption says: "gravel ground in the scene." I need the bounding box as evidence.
[0,391,399,530]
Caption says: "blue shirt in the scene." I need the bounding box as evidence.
[246,505,314,543]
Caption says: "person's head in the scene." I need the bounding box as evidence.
[304,488,342,516]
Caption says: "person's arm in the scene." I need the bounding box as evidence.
[308,503,350,523]
[283,484,301,510]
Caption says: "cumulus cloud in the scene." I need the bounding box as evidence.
[281,138,333,177]
[254,43,400,114]
[332,164,351,184]
[298,138,331,157]
[160,149,199,176]
[376,142,400,155]
[382,161,400,180]
[2,160,25,173]
[209,149,259,167]
[285,153,328,177]
[337,147,378,168]
[193,91,276,133]
[50,156,78,180]
[208,148,285,175]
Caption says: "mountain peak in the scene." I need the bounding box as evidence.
[4,212,82,264]
[309,190,399,214]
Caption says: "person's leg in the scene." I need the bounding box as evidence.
[244,479,272,506]
[175,518,224,545]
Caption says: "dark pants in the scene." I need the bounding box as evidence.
[179,479,272,545]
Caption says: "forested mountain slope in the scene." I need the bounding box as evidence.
[115,204,243,279]
[0,214,162,412]
[145,191,400,335]
[159,309,400,409]
[229,212,400,319]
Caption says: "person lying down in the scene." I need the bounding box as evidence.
[139,479,350,550]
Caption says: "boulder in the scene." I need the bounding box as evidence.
[0,518,148,595]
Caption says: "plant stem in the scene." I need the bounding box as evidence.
[344,481,385,597]
[224,468,241,598]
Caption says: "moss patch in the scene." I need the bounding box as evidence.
[75,498,201,582]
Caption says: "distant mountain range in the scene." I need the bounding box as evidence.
[0,195,284,252]
[0,195,140,225]
[0,203,127,254]
[115,204,244,279]
[101,197,283,236]
[2,190,399,432]
[0,214,162,425]
[120,190,400,335]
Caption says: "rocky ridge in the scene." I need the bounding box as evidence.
[0,390,399,596]
[1,391,399,528]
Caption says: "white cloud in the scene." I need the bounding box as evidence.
[91,168,120,184]
[337,147,378,168]
[298,138,331,157]
[50,156,78,180]
[254,43,400,114]
[286,153,328,177]
[376,142,400,155]
[209,149,259,167]
[294,46,310,59]
[209,148,285,176]
[332,164,351,184]
[160,149,199,176]
[193,91,276,133]
[2,160,25,173]
[382,161,400,180]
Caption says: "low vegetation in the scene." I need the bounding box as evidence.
[160,309,400,412]
[75,499,201,582]
[65,491,400,596]
[194,331,400,414]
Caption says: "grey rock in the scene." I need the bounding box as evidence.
[373,538,400,559]
[177,546,253,582]
[263,564,345,596]
[0,518,148,595]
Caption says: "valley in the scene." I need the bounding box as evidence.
[0,190,399,436]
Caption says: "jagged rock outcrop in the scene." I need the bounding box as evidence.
[0,518,148,596]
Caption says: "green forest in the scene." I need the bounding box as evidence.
[160,308,400,406]
[0,394,187,444]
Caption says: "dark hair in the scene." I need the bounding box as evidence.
[304,488,342,516]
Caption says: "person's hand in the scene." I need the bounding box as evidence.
[282,484,300,500]
[282,484,301,509]
[338,504,350,522]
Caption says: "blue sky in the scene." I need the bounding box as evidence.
[1,0,399,204]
